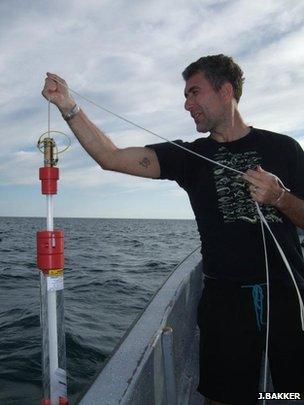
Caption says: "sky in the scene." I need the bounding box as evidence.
[0,0,303,219]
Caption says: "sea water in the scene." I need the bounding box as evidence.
[0,217,200,404]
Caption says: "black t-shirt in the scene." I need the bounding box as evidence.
[147,127,304,284]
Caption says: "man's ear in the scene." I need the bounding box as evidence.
[220,82,234,101]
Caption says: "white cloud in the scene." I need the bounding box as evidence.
[1,0,303,217]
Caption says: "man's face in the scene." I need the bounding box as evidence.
[184,72,226,133]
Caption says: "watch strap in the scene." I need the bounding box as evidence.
[62,104,80,121]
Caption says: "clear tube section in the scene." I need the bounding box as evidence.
[46,195,53,232]
[40,272,67,404]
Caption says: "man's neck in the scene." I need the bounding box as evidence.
[210,109,250,143]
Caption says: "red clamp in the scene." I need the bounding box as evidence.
[39,167,59,195]
[37,230,64,273]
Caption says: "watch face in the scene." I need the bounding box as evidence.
[64,105,79,120]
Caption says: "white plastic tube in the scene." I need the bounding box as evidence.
[40,195,67,404]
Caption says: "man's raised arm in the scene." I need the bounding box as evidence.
[42,73,160,179]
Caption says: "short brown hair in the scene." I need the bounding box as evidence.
[182,54,245,102]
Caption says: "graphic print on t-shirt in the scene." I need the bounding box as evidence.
[213,146,282,224]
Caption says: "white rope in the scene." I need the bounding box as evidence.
[256,204,304,330]
[48,98,51,136]
[49,77,304,394]
[258,205,270,404]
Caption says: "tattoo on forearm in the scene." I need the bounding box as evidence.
[139,157,151,169]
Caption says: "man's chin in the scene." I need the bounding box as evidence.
[196,124,210,134]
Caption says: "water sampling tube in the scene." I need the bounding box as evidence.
[37,138,68,405]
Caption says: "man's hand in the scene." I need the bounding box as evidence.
[42,72,75,113]
[243,165,286,206]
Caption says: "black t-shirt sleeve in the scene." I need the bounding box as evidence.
[145,139,187,184]
[289,139,304,199]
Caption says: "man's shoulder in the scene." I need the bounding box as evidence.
[254,127,298,146]
[146,136,211,152]
[190,136,210,146]
[182,137,212,153]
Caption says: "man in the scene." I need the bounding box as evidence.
[42,54,304,404]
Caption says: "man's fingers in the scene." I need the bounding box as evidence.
[245,169,265,179]
[256,165,264,172]
[44,74,68,96]
[42,72,72,107]
[44,77,57,91]
[249,185,261,194]
[243,174,264,188]
[46,72,67,86]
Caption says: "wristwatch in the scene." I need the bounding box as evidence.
[62,104,80,121]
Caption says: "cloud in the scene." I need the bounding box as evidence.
[1,0,303,217]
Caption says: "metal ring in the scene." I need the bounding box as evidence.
[37,130,71,154]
